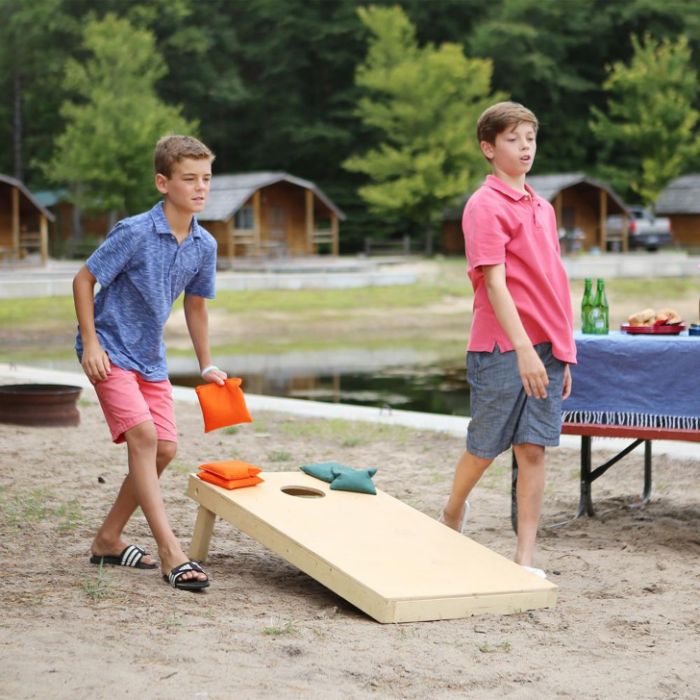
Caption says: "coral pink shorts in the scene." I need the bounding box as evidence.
[93,365,177,444]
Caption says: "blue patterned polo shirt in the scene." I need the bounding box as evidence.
[76,201,217,381]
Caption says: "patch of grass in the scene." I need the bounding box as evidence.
[161,614,184,628]
[340,436,363,448]
[0,488,53,526]
[82,562,113,601]
[55,498,84,532]
[604,277,698,299]
[169,461,192,476]
[268,450,293,462]
[279,417,413,446]
[223,426,238,435]
[0,296,76,329]
[210,277,468,317]
[0,488,86,532]
[478,641,512,654]
[167,331,465,361]
[262,620,298,636]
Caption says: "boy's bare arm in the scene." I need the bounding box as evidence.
[183,294,226,385]
[73,265,111,383]
[482,264,549,399]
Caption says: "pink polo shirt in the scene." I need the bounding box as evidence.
[463,175,576,364]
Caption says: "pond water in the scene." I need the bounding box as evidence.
[171,354,472,417]
[27,347,472,416]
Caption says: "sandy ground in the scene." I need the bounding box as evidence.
[1,387,699,699]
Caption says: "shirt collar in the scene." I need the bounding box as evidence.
[150,200,202,238]
[484,174,535,202]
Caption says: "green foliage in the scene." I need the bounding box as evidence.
[0,0,80,181]
[468,0,604,171]
[4,0,700,250]
[590,34,700,205]
[45,13,196,215]
[344,6,499,243]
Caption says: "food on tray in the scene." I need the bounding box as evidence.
[626,307,683,328]
[654,307,682,324]
[627,308,656,326]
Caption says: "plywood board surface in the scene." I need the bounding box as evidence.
[187,471,556,622]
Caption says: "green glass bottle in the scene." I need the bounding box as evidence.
[591,278,609,334]
[581,277,593,333]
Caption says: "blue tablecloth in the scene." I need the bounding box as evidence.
[563,331,700,430]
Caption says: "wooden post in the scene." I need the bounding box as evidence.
[331,212,339,256]
[554,193,563,229]
[39,215,49,265]
[305,189,314,254]
[11,186,20,258]
[226,218,234,266]
[253,190,262,255]
[599,190,607,252]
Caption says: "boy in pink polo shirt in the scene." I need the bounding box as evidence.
[439,102,576,578]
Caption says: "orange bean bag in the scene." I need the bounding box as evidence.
[198,459,262,481]
[197,471,263,490]
[195,378,252,433]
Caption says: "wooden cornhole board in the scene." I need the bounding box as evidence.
[187,471,556,623]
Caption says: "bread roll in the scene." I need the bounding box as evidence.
[655,307,681,324]
[628,308,656,326]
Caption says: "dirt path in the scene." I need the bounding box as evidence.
[1,392,699,698]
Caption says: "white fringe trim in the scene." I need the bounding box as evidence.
[562,410,700,431]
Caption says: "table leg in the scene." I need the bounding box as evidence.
[510,452,518,534]
[188,505,216,562]
[577,436,595,518]
[642,440,652,503]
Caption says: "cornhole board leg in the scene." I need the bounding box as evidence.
[186,472,557,623]
[189,505,216,562]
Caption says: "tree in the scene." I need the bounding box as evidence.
[590,34,700,205]
[45,13,195,218]
[0,0,79,182]
[343,5,500,253]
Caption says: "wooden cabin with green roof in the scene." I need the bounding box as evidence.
[198,172,345,263]
[0,174,55,264]
[442,173,628,254]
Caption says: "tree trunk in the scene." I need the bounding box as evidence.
[13,71,23,182]
[423,224,435,257]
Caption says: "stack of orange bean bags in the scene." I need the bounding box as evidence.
[197,460,263,490]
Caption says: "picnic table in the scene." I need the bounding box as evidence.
[511,330,700,527]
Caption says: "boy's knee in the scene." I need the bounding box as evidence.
[157,440,177,469]
[514,443,545,465]
[124,420,158,448]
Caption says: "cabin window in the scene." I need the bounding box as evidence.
[234,206,254,230]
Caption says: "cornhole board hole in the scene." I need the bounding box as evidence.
[187,471,556,623]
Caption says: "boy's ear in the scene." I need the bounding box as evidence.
[479,140,494,160]
[155,172,169,195]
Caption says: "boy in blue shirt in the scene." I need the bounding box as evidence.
[73,135,227,591]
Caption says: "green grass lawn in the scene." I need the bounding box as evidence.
[0,259,695,333]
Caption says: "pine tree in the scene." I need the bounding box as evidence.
[590,34,700,205]
[45,13,195,217]
[343,5,500,253]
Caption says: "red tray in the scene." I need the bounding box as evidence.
[620,323,686,335]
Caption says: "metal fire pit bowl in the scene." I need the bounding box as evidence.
[0,384,82,427]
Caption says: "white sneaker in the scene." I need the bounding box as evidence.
[438,500,471,533]
[521,565,547,579]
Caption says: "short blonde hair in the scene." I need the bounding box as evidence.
[154,135,215,178]
[476,101,538,145]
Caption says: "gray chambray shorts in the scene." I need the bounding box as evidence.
[466,342,565,459]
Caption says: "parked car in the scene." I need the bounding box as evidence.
[605,206,673,252]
